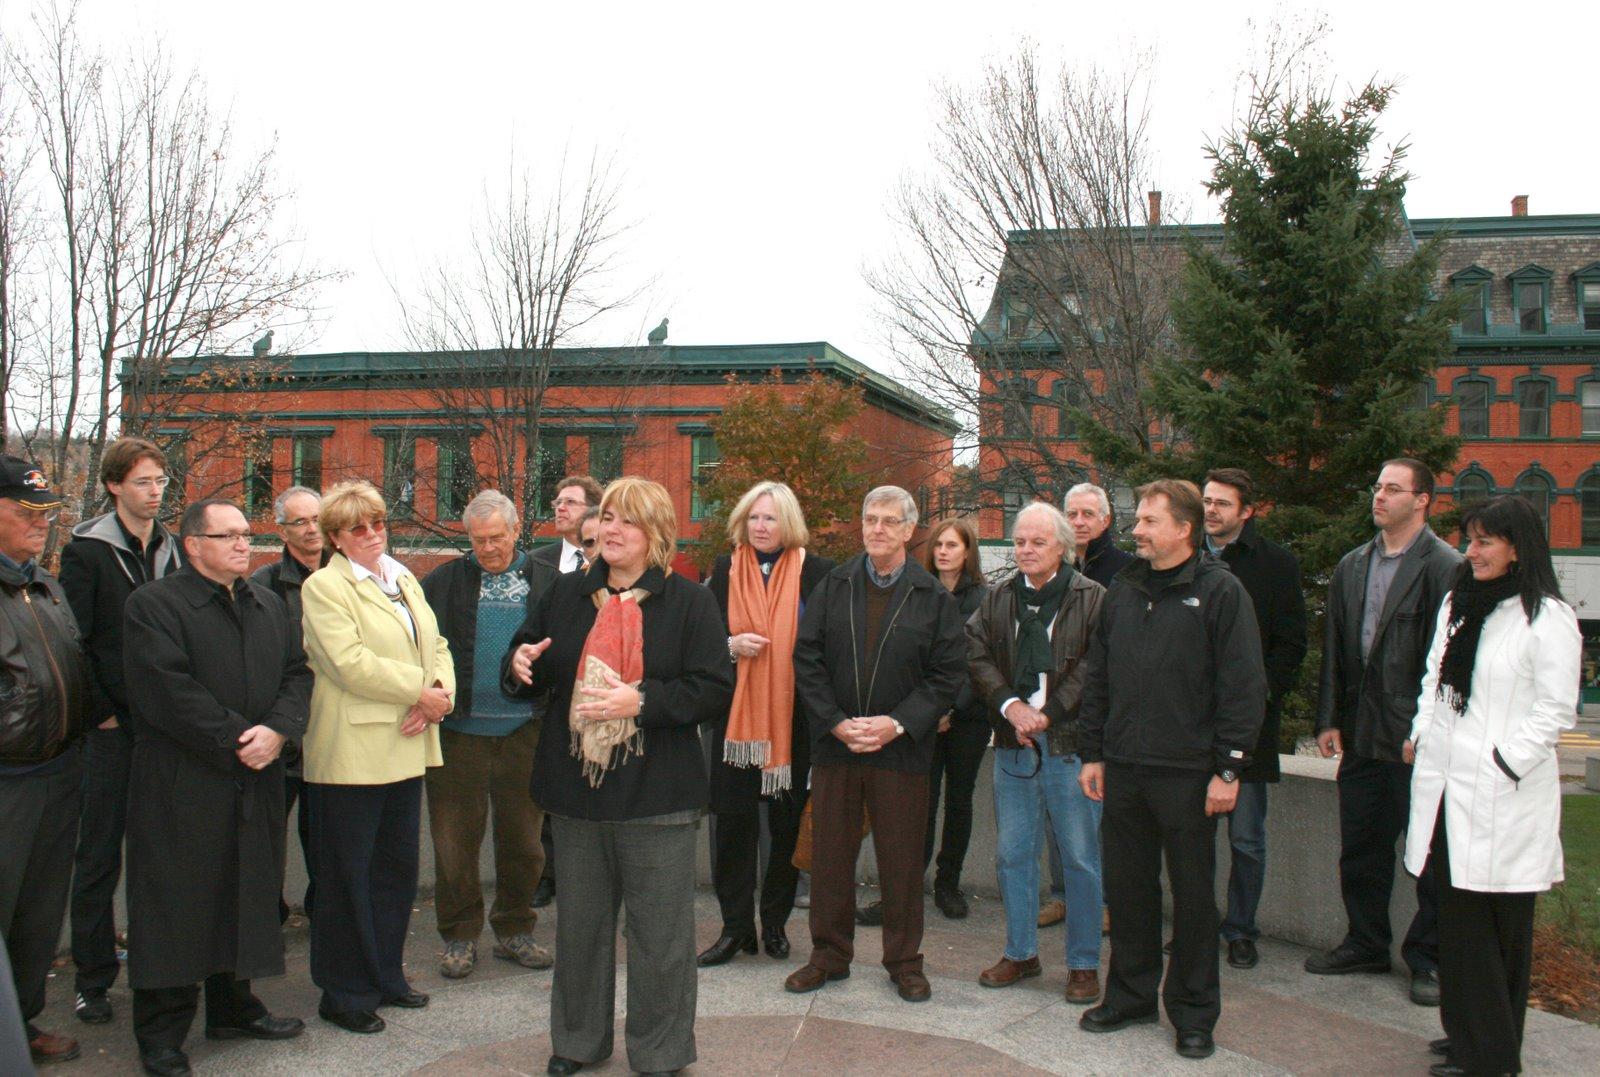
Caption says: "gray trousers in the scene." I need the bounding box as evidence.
[0,754,82,1025]
[549,814,698,1073]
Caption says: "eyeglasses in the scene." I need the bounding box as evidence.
[862,515,906,530]
[345,518,387,537]
[199,531,252,544]
[1370,484,1419,497]
[125,477,171,492]
[551,497,587,510]
[998,741,1043,780]
[581,538,596,549]
[283,516,319,529]
[1,503,60,524]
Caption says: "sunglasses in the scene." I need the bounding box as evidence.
[345,518,387,538]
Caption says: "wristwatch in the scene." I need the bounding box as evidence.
[891,719,906,738]
[1216,768,1239,784]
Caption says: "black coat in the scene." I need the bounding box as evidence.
[705,550,833,813]
[793,555,967,774]
[1076,529,1134,590]
[1316,527,1462,762]
[421,551,558,720]
[58,512,183,723]
[121,566,311,989]
[502,562,733,821]
[251,547,330,774]
[1215,520,1308,782]
[0,561,90,766]
[945,576,988,725]
[1079,552,1267,774]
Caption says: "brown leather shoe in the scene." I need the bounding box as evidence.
[979,955,1042,988]
[1065,968,1101,1004]
[891,970,931,1002]
[784,963,848,993]
[1037,899,1066,928]
[28,1026,81,1065]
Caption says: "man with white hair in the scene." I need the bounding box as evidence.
[967,502,1107,1003]
[420,491,559,979]
[1064,483,1133,589]
[785,486,967,1003]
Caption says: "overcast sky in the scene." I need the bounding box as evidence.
[43,0,1600,368]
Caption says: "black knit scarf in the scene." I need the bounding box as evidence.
[1012,568,1071,698]
[1437,570,1522,716]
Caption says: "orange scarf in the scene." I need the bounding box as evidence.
[724,545,803,794]
[569,587,648,788]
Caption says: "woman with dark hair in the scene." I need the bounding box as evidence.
[920,516,989,918]
[699,481,833,967]
[1403,495,1580,1077]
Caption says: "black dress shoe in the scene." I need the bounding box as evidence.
[206,1014,306,1040]
[1227,938,1259,969]
[855,900,884,926]
[547,1056,584,1075]
[696,932,757,967]
[1410,968,1441,1006]
[1304,943,1390,975]
[532,877,556,908]
[1079,1003,1159,1033]
[319,1007,385,1034]
[762,925,790,958]
[140,1047,192,1076]
[1429,1036,1451,1057]
[1176,1029,1215,1059]
[638,1071,680,1076]
[380,989,429,1008]
[933,887,969,919]
[1428,1064,1468,1076]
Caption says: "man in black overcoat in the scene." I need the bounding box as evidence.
[122,499,312,1076]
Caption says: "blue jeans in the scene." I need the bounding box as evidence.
[1221,781,1267,942]
[994,744,1103,970]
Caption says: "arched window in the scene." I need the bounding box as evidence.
[1454,379,1491,438]
[1453,470,1492,509]
[1054,380,1087,439]
[1000,377,1035,439]
[1581,473,1600,547]
[1516,378,1552,437]
[1515,470,1553,536]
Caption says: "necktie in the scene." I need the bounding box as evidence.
[572,549,584,572]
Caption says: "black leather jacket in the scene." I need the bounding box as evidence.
[0,560,91,766]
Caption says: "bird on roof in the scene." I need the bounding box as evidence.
[647,318,669,346]
[252,329,274,357]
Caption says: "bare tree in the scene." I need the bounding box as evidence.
[391,150,645,545]
[867,44,1187,515]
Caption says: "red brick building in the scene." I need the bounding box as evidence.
[133,342,956,576]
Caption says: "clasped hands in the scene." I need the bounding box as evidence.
[236,725,284,770]
[833,715,900,753]
[401,683,454,737]
[1003,699,1049,746]
[509,638,641,722]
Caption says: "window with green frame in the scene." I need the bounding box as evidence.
[1515,470,1553,535]
[382,435,416,520]
[243,439,274,517]
[1583,382,1600,435]
[534,434,568,519]
[690,434,720,519]
[434,437,475,521]
[1455,380,1491,438]
[1509,266,1551,334]
[292,436,324,492]
[1516,379,1551,437]
[1578,270,1600,331]
[1582,473,1600,546]
[159,437,189,513]
[1455,280,1489,334]
[589,433,624,485]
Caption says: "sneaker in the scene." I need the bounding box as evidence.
[1037,899,1065,928]
[794,873,811,909]
[494,933,554,969]
[74,989,112,1025]
[439,940,476,979]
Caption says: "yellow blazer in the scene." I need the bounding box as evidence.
[300,553,454,784]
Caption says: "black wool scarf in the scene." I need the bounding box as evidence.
[1012,568,1072,698]
[1437,570,1522,716]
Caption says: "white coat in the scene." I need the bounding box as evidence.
[1403,593,1580,893]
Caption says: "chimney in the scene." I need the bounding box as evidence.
[1511,194,1528,217]
[1148,190,1162,225]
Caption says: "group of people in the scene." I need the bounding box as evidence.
[0,440,1580,1077]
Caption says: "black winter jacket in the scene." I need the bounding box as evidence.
[422,551,557,721]
[1316,527,1462,762]
[1214,520,1308,781]
[502,562,733,821]
[250,547,331,628]
[794,555,967,774]
[945,576,988,725]
[0,560,90,766]
[1079,552,1266,774]
[1077,529,1135,590]
[58,512,183,723]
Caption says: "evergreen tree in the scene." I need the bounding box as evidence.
[1080,82,1459,581]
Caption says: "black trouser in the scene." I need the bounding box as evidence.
[923,719,989,891]
[1336,751,1438,971]
[132,974,265,1054]
[541,814,557,884]
[711,789,808,936]
[0,753,82,1024]
[71,724,134,993]
[1101,763,1219,1033]
[279,771,315,923]
[307,779,420,1013]
[1432,805,1535,1075]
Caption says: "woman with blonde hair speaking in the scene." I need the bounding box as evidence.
[504,477,732,1077]
[700,481,833,967]
[300,481,455,1035]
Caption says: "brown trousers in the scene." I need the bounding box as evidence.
[807,763,929,976]
[425,720,544,942]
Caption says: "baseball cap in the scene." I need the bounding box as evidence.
[0,455,63,509]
